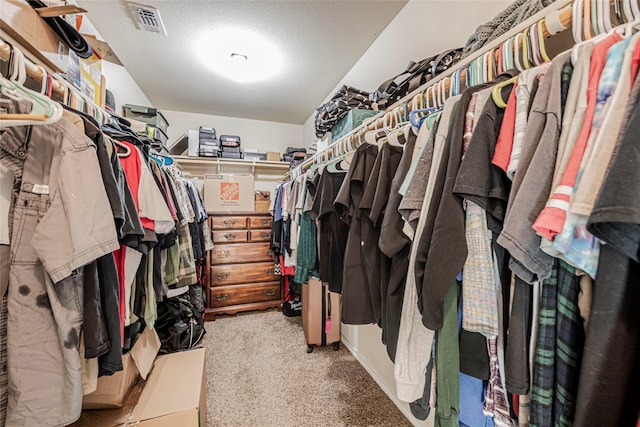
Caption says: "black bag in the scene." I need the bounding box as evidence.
[286,147,307,154]
[370,48,463,110]
[155,297,206,354]
[314,85,373,138]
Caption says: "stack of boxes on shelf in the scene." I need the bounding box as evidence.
[198,126,221,157]
[219,134,243,159]
[122,104,170,148]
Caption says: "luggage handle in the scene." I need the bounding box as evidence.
[215,250,230,258]
[265,289,277,297]
[215,293,229,302]
[216,272,229,280]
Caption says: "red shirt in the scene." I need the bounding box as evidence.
[492,83,518,171]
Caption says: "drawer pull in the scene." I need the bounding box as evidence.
[215,293,229,302]
[224,233,237,240]
[266,250,274,258]
[266,268,275,275]
[216,272,230,280]
[262,219,271,226]
[261,232,271,239]
[223,219,237,227]
[215,250,230,258]
[265,289,277,297]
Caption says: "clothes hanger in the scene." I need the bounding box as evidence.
[512,34,524,71]
[614,0,624,25]
[491,75,517,108]
[591,0,600,35]
[537,19,552,62]
[573,0,584,42]
[530,22,544,66]
[631,0,640,21]
[386,122,410,147]
[522,27,533,69]
[596,0,611,33]
[584,0,593,40]
[0,48,62,125]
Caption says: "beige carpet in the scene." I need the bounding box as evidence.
[202,309,412,427]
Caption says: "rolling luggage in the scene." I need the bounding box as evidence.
[302,277,341,353]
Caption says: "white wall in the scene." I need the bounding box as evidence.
[303,0,514,147]
[77,11,153,112]
[102,62,152,113]
[162,110,304,154]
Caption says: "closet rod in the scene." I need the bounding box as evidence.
[0,38,67,97]
[287,0,575,178]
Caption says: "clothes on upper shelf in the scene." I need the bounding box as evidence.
[276,29,640,427]
[0,98,211,426]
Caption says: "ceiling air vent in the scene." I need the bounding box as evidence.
[127,2,166,35]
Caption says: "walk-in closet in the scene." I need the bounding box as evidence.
[0,0,639,425]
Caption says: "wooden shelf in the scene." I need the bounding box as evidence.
[173,155,290,178]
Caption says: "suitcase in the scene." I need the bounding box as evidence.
[302,277,341,353]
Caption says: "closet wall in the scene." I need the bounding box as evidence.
[163,110,303,153]
[302,0,514,147]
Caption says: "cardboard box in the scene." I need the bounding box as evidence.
[73,348,206,427]
[0,0,70,73]
[204,174,255,213]
[255,200,271,213]
[82,327,161,410]
[266,151,281,162]
[79,57,104,107]
[255,191,271,202]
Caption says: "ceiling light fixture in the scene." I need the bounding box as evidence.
[195,27,284,83]
[230,53,248,61]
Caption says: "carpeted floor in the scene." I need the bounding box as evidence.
[202,309,412,427]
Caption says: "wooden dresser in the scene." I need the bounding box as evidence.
[206,212,282,320]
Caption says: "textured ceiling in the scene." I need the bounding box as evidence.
[78,0,408,124]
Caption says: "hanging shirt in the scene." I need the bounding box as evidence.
[506,63,551,179]
[497,51,572,283]
[553,36,634,277]
[533,33,622,241]
[0,164,12,245]
[135,147,174,235]
[492,83,518,172]
[334,142,378,324]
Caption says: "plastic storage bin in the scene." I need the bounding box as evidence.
[122,104,169,133]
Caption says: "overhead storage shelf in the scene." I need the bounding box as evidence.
[173,155,290,178]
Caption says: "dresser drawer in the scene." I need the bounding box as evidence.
[210,282,281,307]
[212,230,248,243]
[211,216,247,230]
[248,216,273,229]
[248,229,272,242]
[211,262,279,286]
[211,243,273,264]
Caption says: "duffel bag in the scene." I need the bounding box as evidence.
[370,48,463,110]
